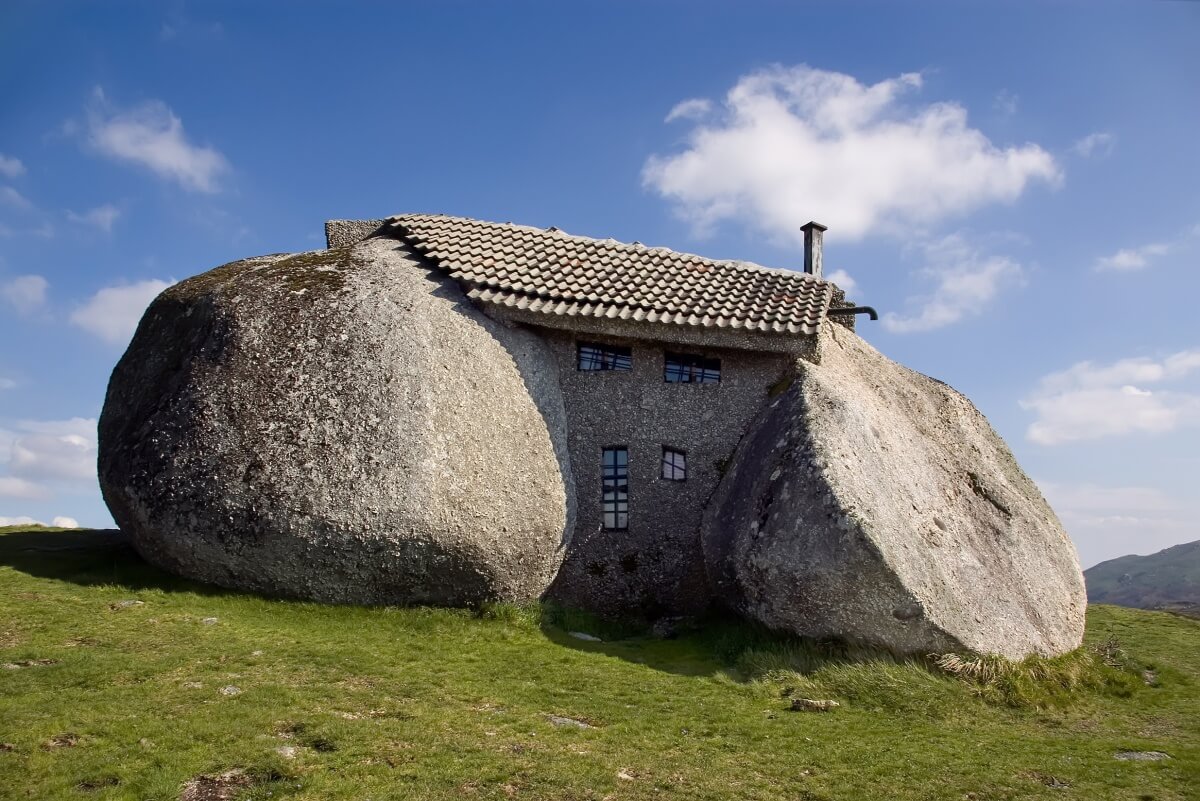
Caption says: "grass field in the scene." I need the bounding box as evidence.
[1,525,1196,800]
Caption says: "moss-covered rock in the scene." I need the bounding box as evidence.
[99,237,574,606]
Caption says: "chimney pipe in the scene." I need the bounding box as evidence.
[800,221,827,278]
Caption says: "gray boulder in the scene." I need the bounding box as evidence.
[702,323,1086,658]
[99,236,574,606]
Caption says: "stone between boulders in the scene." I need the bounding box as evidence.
[702,322,1086,659]
[99,237,574,606]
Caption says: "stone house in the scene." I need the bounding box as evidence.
[99,212,1086,658]
[326,215,867,618]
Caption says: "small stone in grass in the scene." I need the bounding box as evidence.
[275,745,299,759]
[1114,750,1171,761]
[201,617,219,625]
[568,631,601,642]
[790,698,840,712]
[546,715,592,729]
[0,743,15,752]
[110,600,144,610]
[183,681,203,689]
[218,685,242,696]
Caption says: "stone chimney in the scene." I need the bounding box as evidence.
[800,221,827,278]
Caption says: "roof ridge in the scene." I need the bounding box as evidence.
[384,213,820,284]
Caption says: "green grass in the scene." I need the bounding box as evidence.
[1,526,1197,800]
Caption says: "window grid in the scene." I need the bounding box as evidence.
[661,447,687,481]
[664,352,721,383]
[602,447,629,530]
[578,342,632,372]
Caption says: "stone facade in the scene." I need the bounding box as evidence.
[535,328,792,617]
[325,219,386,249]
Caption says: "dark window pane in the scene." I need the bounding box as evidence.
[601,447,629,530]
[664,352,721,384]
[578,343,632,371]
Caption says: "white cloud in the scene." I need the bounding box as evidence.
[664,98,713,123]
[0,515,79,527]
[0,154,25,178]
[0,515,44,525]
[1072,132,1115,158]
[0,377,16,390]
[0,186,33,209]
[643,65,1060,244]
[0,418,95,506]
[1,274,49,314]
[0,477,50,499]
[826,268,857,295]
[881,234,1023,333]
[993,90,1018,117]
[1022,350,1200,445]
[1038,480,1194,567]
[1094,242,1169,272]
[85,87,229,192]
[0,479,48,496]
[67,203,121,232]
[69,279,173,345]
[8,418,97,481]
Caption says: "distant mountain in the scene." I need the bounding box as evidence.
[1085,540,1200,618]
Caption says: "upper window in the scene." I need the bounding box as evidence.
[661,447,687,481]
[664,352,721,384]
[578,342,632,372]
[602,447,629,530]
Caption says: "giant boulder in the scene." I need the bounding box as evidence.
[99,236,574,605]
[702,322,1085,658]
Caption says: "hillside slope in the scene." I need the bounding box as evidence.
[1085,539,1200,616]
[2,525,1198,800]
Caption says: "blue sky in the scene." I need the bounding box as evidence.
[1,1,1197,567]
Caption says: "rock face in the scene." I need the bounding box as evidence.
[702,323,1086,658]
[99,237,574,606]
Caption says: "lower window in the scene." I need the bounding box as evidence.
[602,447,628,530]
[661,447,687,481]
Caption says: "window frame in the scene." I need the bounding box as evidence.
[601,446,629,531]
[661,446,687,482]
[663,351,721,384]
[577,341,632,372]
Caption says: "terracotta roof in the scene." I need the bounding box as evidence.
[384,214,833,336]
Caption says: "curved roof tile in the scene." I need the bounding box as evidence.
[386,214,833,335]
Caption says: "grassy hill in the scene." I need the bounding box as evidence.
[1085,540,1200,617]
[1,525,1197,800]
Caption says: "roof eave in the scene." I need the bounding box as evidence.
[479,303,818,356]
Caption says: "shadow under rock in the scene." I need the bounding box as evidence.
[0,527,237,597]
[537,621,731,678]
